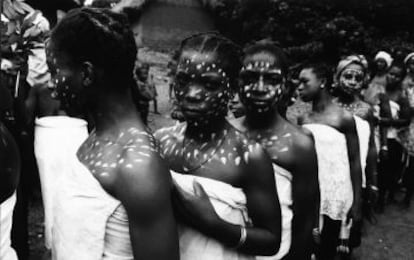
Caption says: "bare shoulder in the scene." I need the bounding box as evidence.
[154,123,185,147]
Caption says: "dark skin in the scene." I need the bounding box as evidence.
[24,82,63,127]
[47,41,179,260]
[334,63,378,194]
[377,66,411,156]
[231,51,319,260]
[298,68,363,224]
[154,50,282,256]
[0,121,20,203]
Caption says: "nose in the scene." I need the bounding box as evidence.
[184,84,204,102]
[252,75,266,92]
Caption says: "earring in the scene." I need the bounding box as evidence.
[320,84,325,89]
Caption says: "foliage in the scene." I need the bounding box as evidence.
[208,0,414,66]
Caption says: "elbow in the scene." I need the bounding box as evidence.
[261,235,281,256]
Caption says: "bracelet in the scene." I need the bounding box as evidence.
[312,228,320,236]
[232,226,247,249]
[381,145,388,151]
[370,185,379,191]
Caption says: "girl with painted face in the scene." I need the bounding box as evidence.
[232,42,319,260]
[375,61,411,213]
[332,55,379,253]
[297,63,363,260]
[46,8,179,260]
[154,33,281,260]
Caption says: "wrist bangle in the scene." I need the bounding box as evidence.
[232,226,247,249]
[381,146,388,151]
[370,185,379,191]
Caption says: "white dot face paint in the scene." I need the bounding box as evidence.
[239,52,285,113]
[174,50,232,125]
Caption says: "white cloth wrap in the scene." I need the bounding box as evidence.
[354,116,370,188]
[34,116,88,249]
[304,124,353,221]
[171,172,255,260]
[0,192,18,260]
[257,164,292,260]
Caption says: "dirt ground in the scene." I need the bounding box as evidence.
[27,61,414,260]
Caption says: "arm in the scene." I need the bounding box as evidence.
[342,116,363,222]
[173,143,281,256]
[364,109,378,189]
[115,152,179,260]
[0,123,20,203]
[287,133,320,260]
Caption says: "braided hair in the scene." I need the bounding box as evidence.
[50,7,137,89]
[177,32,242,91]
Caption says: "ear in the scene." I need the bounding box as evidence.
[81,62,95,87]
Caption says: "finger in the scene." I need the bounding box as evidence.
[193,181,208,198]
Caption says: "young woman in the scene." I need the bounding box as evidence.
[231,42,319,260]
[332,55,379,207]
[297,63,363,260]
[155,33,281,260]
[400,53,414,209]
[0,120,20,260]
[46,8,179,259]
[363,51,393,106]
[376,61,411,212]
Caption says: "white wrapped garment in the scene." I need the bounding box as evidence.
[304,124,353,221]
[34,116,88,249]
[0,192,18,260]
[171,172,255,260]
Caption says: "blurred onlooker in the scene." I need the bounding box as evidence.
[132,64,152,125]
[376,61,411,213]
[363,51,393,106]
[148,74,160,114]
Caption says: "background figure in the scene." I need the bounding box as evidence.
[363,51,393,106]
[149,74,160,114]
[400,53,414,209]
[297,63,363,260]
[376,61,411,213]
[132,64,152,125]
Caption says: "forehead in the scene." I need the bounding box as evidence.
[243,51,280,66]
[343,63,364,73]
[179,50,220,66]
[299,68,315,78]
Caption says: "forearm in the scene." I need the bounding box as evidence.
[366,140,378,187]
[205,218,280,256]
[288,215,314,259]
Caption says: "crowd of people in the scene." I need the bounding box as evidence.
[1,3,414,260]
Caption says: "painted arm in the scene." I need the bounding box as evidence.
[286,133,319,260]
[115,152,179,260]
[342,116,363,222]
[173,143,281,256]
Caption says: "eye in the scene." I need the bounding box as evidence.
[175,72,190,87]
[240,71,259,85]
[264,74,283,85]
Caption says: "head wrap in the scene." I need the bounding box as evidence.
[404,52,414,65]
[374,51,393,68]
[335,55,368,80]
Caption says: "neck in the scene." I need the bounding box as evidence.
[244,106,282,130]
[336,92,356,104]
[312,89,333,112]
[185,116,228,141]
[89,90,143,137]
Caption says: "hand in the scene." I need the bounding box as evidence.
[347,202,362,223]
[172,180,220,231]
[379,148,388,161]
[368,186,379,205]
